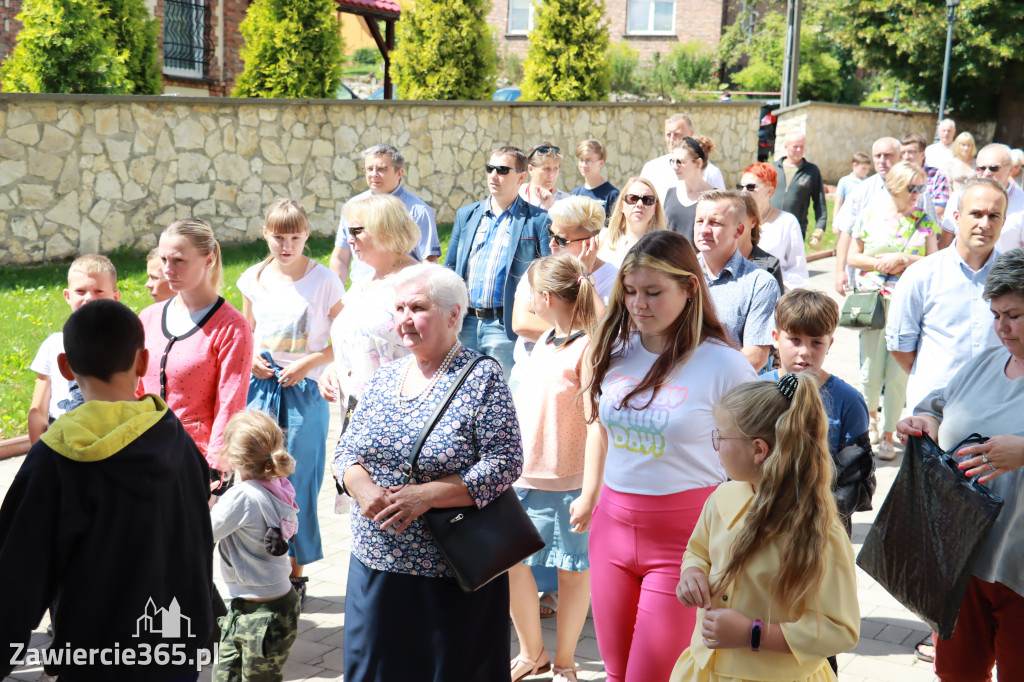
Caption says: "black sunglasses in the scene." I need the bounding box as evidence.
[531,145,560,157]
[349,226,366,236]
[549,230,591,248]
[623,194,657,206]
[977,165,1002,173]
[736,183,758,192]
[907,184,926,194]
[485,164,522,175]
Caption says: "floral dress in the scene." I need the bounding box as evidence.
[855,205,935,295]
[333,347,523,578]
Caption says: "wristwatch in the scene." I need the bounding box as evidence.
[750,619,763,652]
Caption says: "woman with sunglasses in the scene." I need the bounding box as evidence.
[847,160,937,460]
[664,136,715,243]
[572,231,756,682]
[520,142,570,210]
[738,162,809,290]
[597,177,668,268]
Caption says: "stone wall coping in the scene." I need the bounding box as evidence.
[774,100,934,119]
[0,92,763,111]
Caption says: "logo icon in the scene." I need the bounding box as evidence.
[133,597,194,638]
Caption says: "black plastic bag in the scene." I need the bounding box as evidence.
[833,433,877,520]
[856,432,1004,639]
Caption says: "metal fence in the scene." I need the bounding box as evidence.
[163,0,212,80]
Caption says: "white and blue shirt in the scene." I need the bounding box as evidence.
[466,197,518,309]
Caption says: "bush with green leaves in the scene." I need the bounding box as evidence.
[392,0,496,100]
[607,42,639,94]
[352,47,381,65]
[1,0,130,94]
[108,0,161,94]
[233,0,345,98]
[520,0,610,101]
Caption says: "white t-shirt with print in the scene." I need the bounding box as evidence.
[30,332,83,420]
[237,261,345,381]
[599,336,757,495]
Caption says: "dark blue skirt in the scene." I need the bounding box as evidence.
[344,557,510,681]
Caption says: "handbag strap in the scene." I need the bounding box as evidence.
[400,354,491,485]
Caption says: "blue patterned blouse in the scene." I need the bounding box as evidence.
[333,347,523,578]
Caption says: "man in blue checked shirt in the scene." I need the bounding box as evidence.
[445,145,551,377]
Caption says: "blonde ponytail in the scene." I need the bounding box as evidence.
[220,411,294,481]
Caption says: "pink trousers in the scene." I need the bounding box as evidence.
[588,484,715,682]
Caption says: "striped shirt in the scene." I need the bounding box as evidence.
[467,197,518,308]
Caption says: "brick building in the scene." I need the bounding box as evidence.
[489,0,736,58]
[0,0,397,97]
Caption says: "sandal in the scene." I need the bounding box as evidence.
[290,576,309,608]
[539,591,559,619]
[553,665,578,682]
[511,648,551,682]
[914,633,935,663]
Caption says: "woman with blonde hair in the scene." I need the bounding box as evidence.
[847,161,937,459]
[571,231,756,682]
[597,177,668,268]
[139,218,254,493]
[949,131,977,193]
[239,198,345,602]
[319,193,420,419]
[664,136,715,243]
[671,373,860,681]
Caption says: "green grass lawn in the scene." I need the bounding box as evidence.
[0,226,454,439]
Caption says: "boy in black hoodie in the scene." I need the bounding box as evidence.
[0,299,215,682]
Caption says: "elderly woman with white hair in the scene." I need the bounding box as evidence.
[334,263,524,681]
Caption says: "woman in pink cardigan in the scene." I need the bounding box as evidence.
[139,218,253,492]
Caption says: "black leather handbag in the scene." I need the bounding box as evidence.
[856,432,1004,639]
[404,355,544,592]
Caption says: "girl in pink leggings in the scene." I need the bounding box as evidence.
[571,231,756,682]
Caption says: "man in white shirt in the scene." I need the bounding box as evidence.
[886,178,1006,410]
[925,118,957,176]
[329,143,440,282]
[939,143,1024,252]
[640,113,726,199]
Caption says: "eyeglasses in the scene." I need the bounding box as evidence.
[977,165,1002,173]
[531,145,560,158]
[736,183,759,192]
[364,165,392,175]
[485,164,523,175]
[348,226,366,236]
[623,194,657,206]
[907,184,926,194]
[549,230,591,248]
[711,429,753,452]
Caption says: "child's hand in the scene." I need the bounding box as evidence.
[252,355,275,380]
[568,495,595,533]
[677,567,711,608]
[701,608,752,650]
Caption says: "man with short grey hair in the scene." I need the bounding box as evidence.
[939,143,1024,252]
[640,113,726,199]
[770,131,827,240]
[329,143,440,282]
[925,118,957,176]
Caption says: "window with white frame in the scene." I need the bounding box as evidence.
[163,0,209,79]
[626,0,675,33]
[508,0,535,34]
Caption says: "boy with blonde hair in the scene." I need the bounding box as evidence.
[28,254,120,443]
[570,139,619,217]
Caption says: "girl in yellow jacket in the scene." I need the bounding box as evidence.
[672,373,860,682]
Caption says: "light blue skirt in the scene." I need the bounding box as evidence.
[515,487,590,572]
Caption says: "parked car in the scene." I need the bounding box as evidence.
[367,86,522,101]
[757,100,781,162]
[336,83,360,100]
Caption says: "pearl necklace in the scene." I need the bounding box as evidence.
[397,341,461,412]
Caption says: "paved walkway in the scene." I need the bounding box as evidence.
[3,255,940,681]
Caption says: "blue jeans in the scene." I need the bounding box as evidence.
[458,315,515,379]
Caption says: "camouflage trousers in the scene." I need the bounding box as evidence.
[213,589,300,682]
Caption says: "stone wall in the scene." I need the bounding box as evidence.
[773,101,996,183]
[0,94,762,265]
